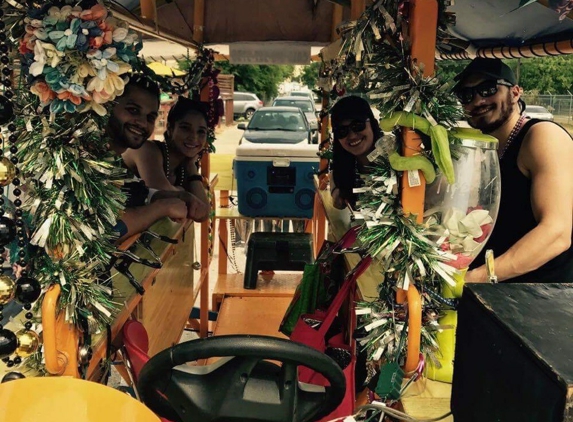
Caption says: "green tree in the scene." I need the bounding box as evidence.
[213,62,294,102]
[299,62,322,89]
[435,59,470,86]
[517,56,573,94]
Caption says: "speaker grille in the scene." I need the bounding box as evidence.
[295,188,315,210]
[246,187,267,209]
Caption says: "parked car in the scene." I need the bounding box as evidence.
[238,107,312,145]
[272,96,319,143]
[524,105,554,121]
[289,90,318,103]
[233,92,263,119]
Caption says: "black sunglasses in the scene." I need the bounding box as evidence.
[333,119,369,138]
[455,79,514,105]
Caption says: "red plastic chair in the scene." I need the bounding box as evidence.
[122,320,172,422]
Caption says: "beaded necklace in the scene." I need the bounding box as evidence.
[499,115,527,159]
[163,141,185,186]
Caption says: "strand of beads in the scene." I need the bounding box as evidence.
[0,6,40,379]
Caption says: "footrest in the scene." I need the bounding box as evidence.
[244,232,313,289]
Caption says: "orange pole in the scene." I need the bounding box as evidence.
[139,0,156,21]
[199,76,211,338]
[331,4,343,41]
[41,284,80,377]
[218,191,229,275]
[405,285,422,373]
[350,0,366,20]
[397,0,438,374]
[400,0,438,224]
[193,0,205,44]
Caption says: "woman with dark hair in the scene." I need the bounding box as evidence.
[122,96,210,221]
[329,96,382,209]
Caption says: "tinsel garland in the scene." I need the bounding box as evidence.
[323,0,468,384]
[327,0,463,126]
[0,0,216,375]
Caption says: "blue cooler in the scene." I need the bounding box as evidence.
[234,143,319,218]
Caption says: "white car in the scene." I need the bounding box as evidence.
[524,105,554,121]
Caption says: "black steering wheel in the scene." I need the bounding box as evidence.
[138,335,346,422]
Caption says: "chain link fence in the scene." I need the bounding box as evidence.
[521,94,573,125]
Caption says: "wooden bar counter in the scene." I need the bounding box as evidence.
[315,184,453,420]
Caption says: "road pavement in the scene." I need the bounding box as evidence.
[213,121,244,155]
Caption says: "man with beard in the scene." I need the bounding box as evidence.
[107,75,207,241]
[452,58,573,283]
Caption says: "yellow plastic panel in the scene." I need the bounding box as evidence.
[425,269,466,383]
[0,377,160,422]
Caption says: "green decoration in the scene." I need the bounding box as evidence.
[0,0,220,375]
[323,0,470,392]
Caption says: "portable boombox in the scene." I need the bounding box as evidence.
[234,143,319,218]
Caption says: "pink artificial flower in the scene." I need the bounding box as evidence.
[89,36,104,49]
[19,39,33,55]
[98,20,114,45]
[31,81,56,103]
[57,90,90,106]
[80,4,107,22]
[91,89,113,104]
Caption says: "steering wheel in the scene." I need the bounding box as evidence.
[138,335,346,422]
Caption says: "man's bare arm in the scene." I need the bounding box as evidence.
[116,198,188,243]
[466,122,573,282]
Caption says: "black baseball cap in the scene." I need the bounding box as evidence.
[330,95,373,127]
[454,58,517,90]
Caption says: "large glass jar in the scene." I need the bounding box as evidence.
[424,137,501,270]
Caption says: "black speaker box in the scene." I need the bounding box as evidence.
[452,283,573,422]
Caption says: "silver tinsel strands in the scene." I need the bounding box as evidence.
[357,159,459,293]
[327,0,464,126]
[18,114,126,257]
[321,0,468,379]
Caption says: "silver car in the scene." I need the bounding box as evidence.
[233,92,263,120]
[238,107,312,145]
[524,105,554,121]
[272,96,320,143]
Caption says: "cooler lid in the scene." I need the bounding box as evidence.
[235,143,319,159]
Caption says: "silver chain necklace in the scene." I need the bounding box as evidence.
[499,115,527,159]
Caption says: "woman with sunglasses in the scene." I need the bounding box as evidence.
[453,58,573,284]
[122,97,210,222]
[329,95,382,209]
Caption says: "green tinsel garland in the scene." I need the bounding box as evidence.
[323,0,467,382]
[326,0,464,126]
[1,0,216,377]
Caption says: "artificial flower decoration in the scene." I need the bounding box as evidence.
[30,81,56,106]
[21,3,141,115]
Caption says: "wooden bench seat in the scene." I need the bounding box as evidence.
[212,272,300,311]
[212,296,292,338]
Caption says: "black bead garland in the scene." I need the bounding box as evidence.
[15,277,41,304]
[0,328,17,359]
[0,9,37,370]
[1,371,25,383]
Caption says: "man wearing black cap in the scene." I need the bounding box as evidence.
[454,58,573,283]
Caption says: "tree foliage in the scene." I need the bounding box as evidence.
[299,62,322,90]
[516,56,573,94]
[435,59,470,86]
[212,62,295,102]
